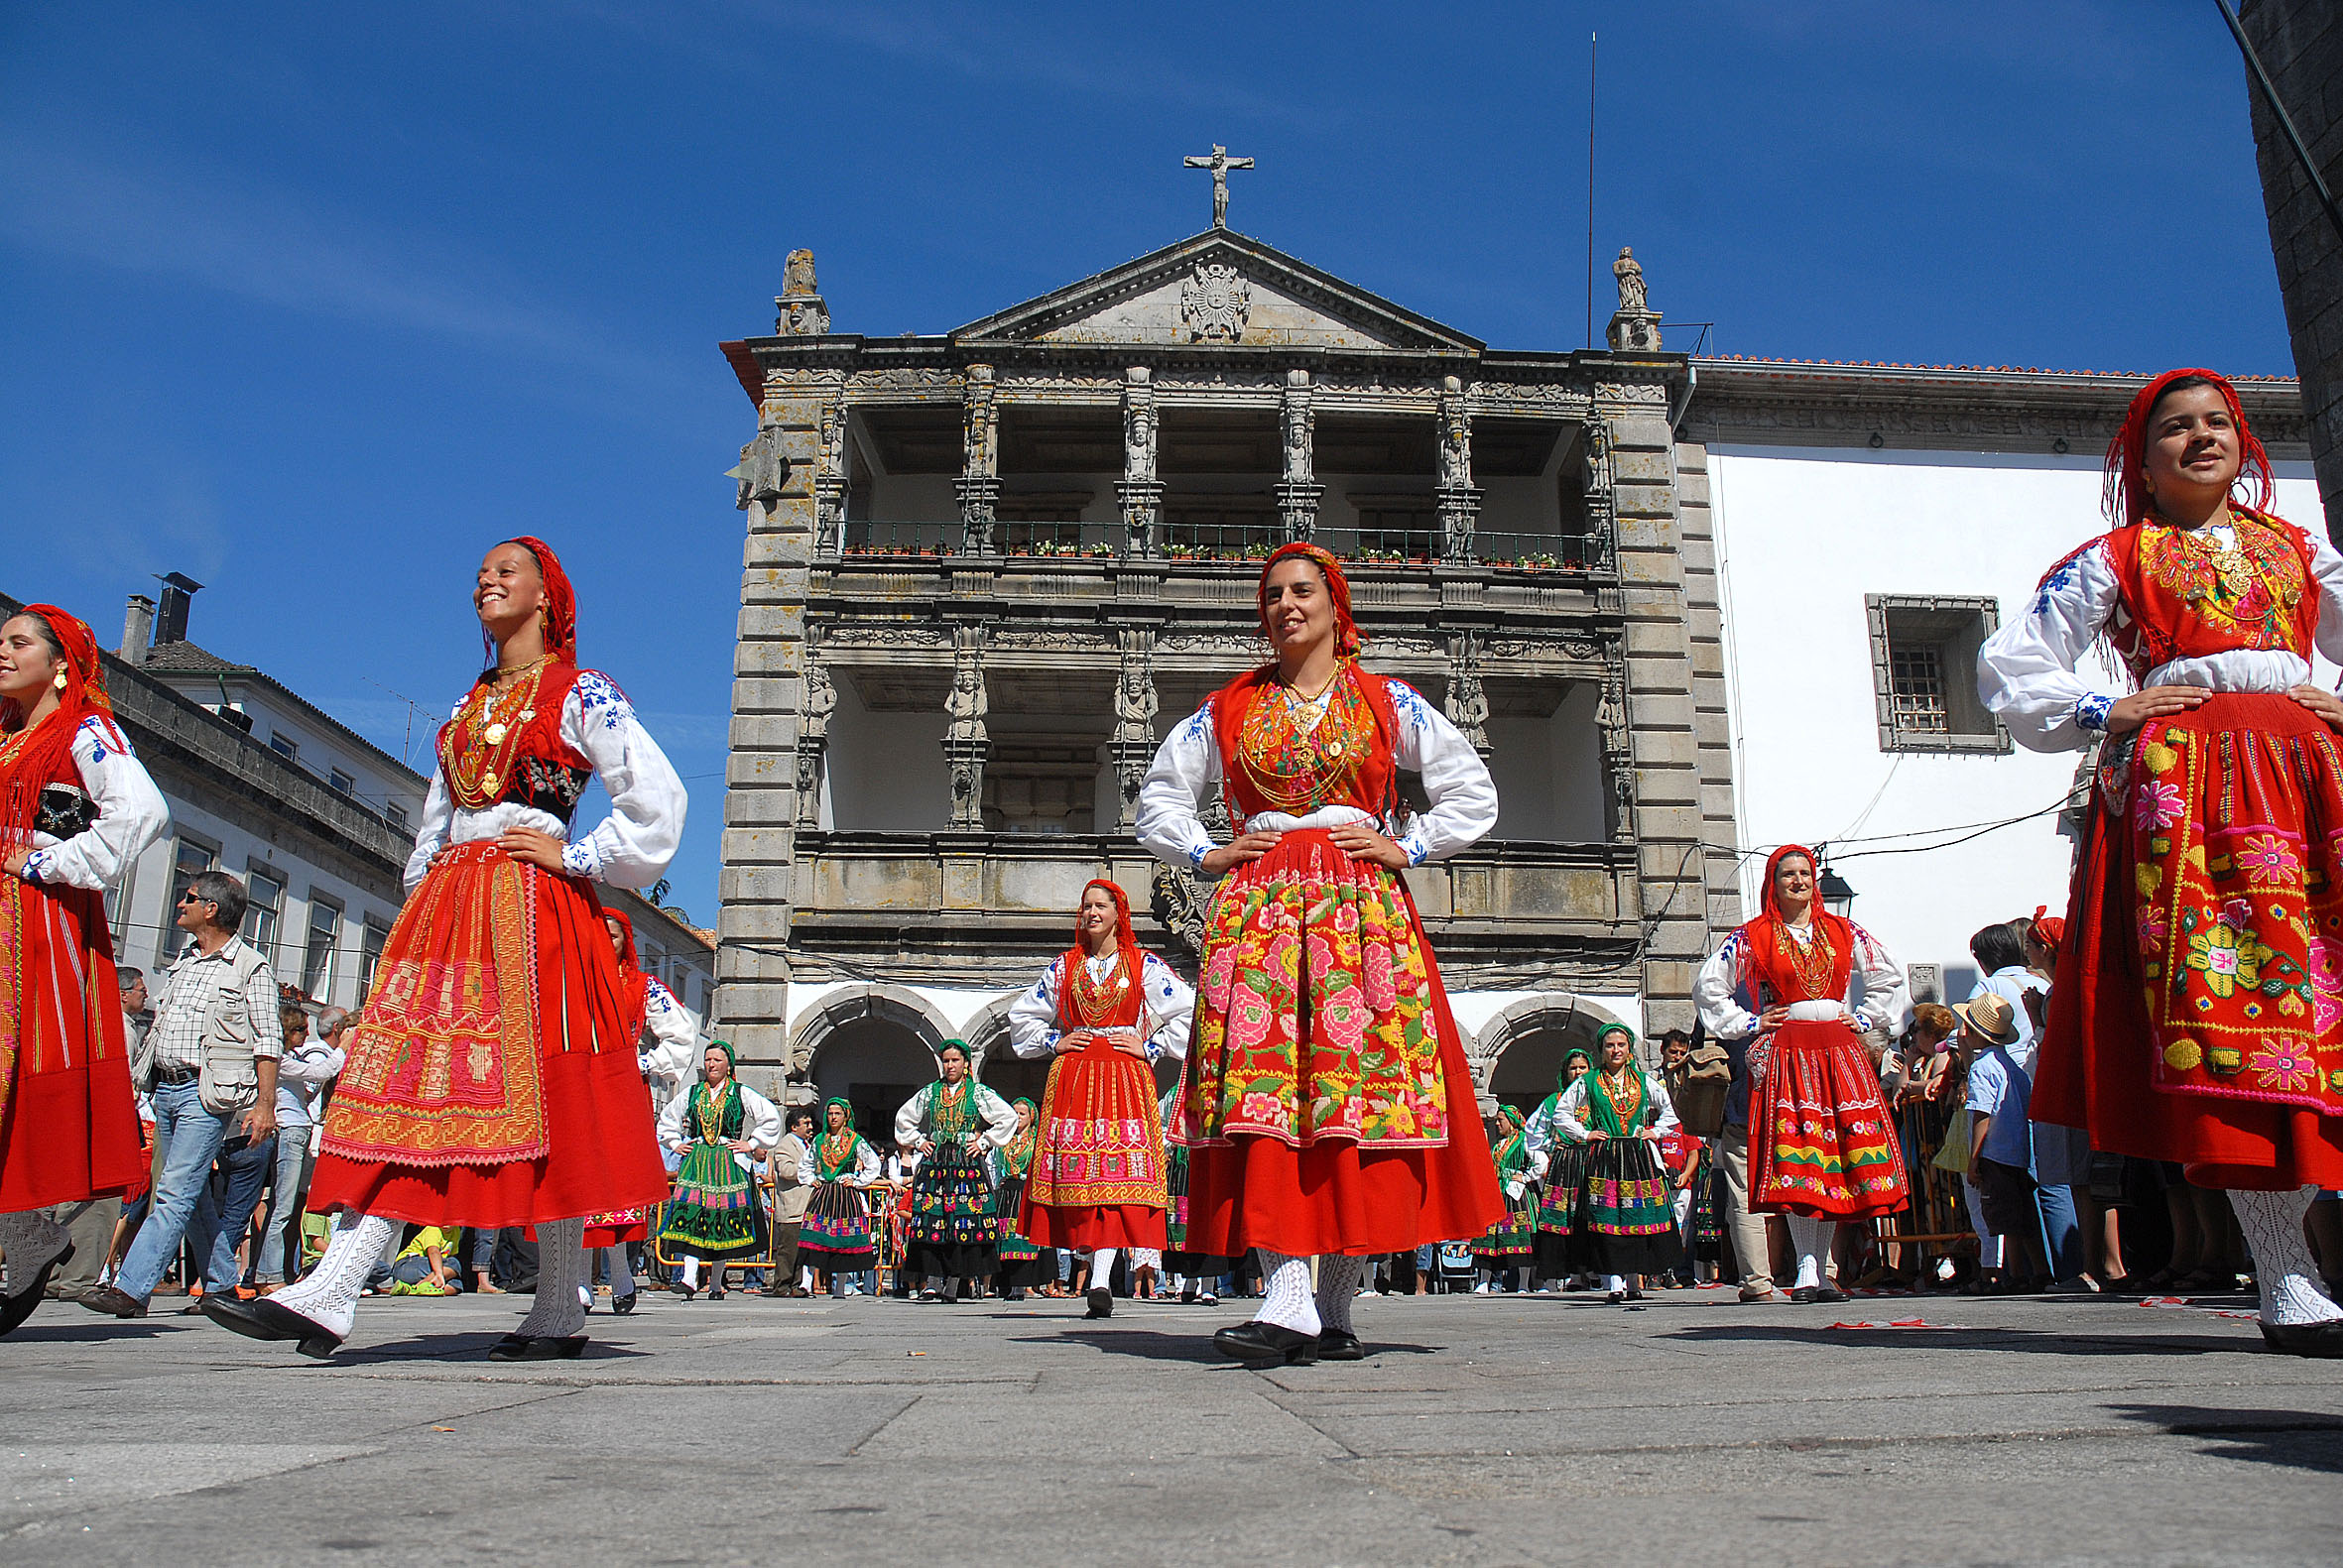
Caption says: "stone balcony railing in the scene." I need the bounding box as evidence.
[823,518,1617,576]
[787,830,1643,988]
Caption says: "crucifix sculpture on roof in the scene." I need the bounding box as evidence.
[1183,144,1254,229]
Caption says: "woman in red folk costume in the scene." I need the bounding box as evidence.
[0,607,169,1334]
[1007,878,1195,1320]
[204,539,686,1361]
[1980,369,2343,1356]
[1138,543,1504,1365]
[1693,845,1912,1304]
[579,907,700,1314]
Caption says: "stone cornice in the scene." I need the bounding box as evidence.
[1685,359,2312,456]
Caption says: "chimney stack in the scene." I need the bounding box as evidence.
[121,595,155,665]
[153,572,203,646]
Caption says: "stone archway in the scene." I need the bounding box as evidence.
[1473,993,1638,1118]
[965,996,1053,1106]
[789,984,958,1146]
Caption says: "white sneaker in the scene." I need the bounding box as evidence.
[1473,1282,1491,1294]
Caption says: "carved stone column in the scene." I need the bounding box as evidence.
[797,642,836,830]
[1435,375,1481,563]
[774,248,831,336]
[942,624,991,829]
[1580,415,1617,570]
[1595,646,1635,844]
[956,364,1000,555]
[1274,368,1322,542]
[813,378,848,554]
[1109,627,1161,830]
[1117,366,1163,558]
[1443,631,1492,760]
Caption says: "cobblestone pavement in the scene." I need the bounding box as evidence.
[3,1285,2338,1565]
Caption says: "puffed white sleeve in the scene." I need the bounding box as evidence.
[1554,1078,1594,1143]
[1647,1076,1680,1138]
[1977,540,2124,752]
[639,980,698,1093]
[1694,930,1761,1040]
[853,1140,882,1186]
[1008,962,1064,1059]
[974,1084,1018,1150]
[1847,921,1913,1038]
[894,1084,931,1148]
[1139,953,1194,1062]
[1521,1098,1556,1174]
[1386,680,1499,865]
[657,1090,689,1146]
[740,1086,783,1150]
[22,718,170,891]
[556,671,687,890]
[403,769,452,893]
[1137,701,1221,872]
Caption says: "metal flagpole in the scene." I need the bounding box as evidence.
[1587,31,1598,350]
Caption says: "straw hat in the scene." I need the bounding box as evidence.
[1953,992,2020,1047]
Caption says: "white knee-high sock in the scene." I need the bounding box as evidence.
[2231,1185,2343,1326]
[1786,1214,1833,1289]
[0,1211,71,1295]
[1088,1248,1118,1287]
[1253,1251,1322,1336]
[273,1213,396,1338]
[1604,1273,1627,1294]
[1315,1254,1366,1333]
[679,1257,700,1288]
[516,1218,588,1339]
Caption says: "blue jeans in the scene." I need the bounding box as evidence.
[116,1079,236,1302]
[2036,1178,2086,1279]
[253,1113,311,1283]
[186,1133,276,1293]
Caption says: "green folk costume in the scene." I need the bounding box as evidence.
[1473,1106,1537,1263]
[992,1098,1055,1290]
[895,1063,1017,1279]
[1526,1047,1594,1278]
[658,1056,779,1262]
[1562,1033,1684,1277]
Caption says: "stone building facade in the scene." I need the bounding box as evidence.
[712,230,1740,1126]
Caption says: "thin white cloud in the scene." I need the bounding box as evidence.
[0,130,698,399]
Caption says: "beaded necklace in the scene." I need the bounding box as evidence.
[1235,660,1373,814]
[692,1079,737,1142]
[1773,915,1839,1001]
[817,1125,860,1179]
[440,656,555,810]
[1068,945,1132,1026]
[1597,1066,1644,1129]
[930,1076,977,1139]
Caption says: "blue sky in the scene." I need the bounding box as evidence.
[0,1,2297,919]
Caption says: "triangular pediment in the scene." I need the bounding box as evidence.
[953,231,1482,353]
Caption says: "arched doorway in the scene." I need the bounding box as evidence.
[789,986,956,1149]
[1477,994,1637,1119]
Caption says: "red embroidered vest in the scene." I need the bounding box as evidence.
[1208,662,1403,824]
[2102,511,2318,681]
[1053,947,1146,1031]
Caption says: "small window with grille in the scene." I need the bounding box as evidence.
[1866,595,2009,755]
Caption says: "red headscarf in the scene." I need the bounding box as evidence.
[600,905,654,1041]
[1073,877,1139,957]
[1,604,124,841]
[2030,904,2066,953]
[2103,368,2275,528]
[1257,542,1363,658]
[487,536,578,667]
[1736,843,1855,982]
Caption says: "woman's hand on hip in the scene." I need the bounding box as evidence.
[2105,685,2208,735]
[1199,832,1282,877]
[497,826,567,872]
[1329,822,1410,870]
[2287,684,2343,732]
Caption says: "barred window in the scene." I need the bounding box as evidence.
[1866,595,2009,755]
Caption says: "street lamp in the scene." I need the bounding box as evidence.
[1818,866,1857,919]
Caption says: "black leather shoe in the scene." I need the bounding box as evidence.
[2260,1320,2343,1358]
[1788,1285,1819,1304]
[1212,1320,1319,1366]
[77,1284,147,1319]
[201,1293,343,1358]
[1316,1329,1365,1361]
[0,1244,70,1336]
[1084,1286,1113,1320]
[612,1291,637,1315]
[1810,1283,1849,1304]
[488,1333,588,1362]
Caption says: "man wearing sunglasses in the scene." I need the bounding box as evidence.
[80,870,282,1319]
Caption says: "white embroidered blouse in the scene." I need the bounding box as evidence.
[1692,920,1912,1041]
[1135,678,1498,871]
[404,670,686,893]
[18,716,171,890]
[1007,949,1196,1063]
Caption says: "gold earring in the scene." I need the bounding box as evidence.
[53,669,67,691]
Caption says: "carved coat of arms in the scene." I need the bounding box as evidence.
[1180,262,1250,342]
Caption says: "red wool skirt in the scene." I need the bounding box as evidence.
[1175,831,1505,1257]
[1022,1036,1168,1252]
[0,878,145,1210]
[1750,1021,1909,1219]
[308,842,670,1228]
[2035,692,2343,1190]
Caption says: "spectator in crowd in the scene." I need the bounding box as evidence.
[765,1106,817,1296]
[81,871,281,1320]
[44,967,152,1301]
[255,1005,348,1290]
[177,1002,305,1309]
[382,1225,463,1295]
[1960,994,2052,1291]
